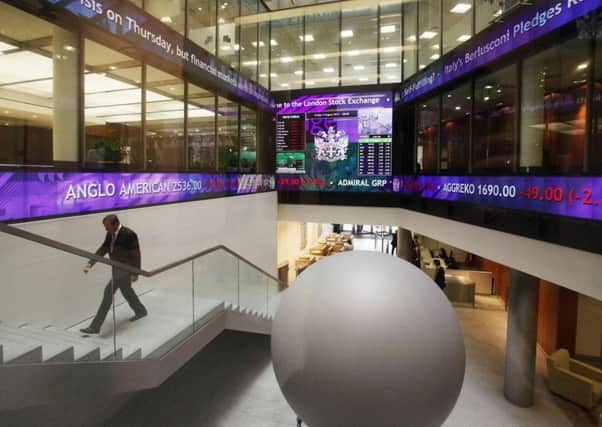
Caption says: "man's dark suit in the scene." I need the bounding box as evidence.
[89,226,147,331]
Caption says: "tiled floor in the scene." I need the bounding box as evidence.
[102,294,597,427]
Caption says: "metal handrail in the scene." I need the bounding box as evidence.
[0,222,285,287]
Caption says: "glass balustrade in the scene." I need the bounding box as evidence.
[0,225,283,366]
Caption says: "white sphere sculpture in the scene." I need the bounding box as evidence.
[271,251,465,427]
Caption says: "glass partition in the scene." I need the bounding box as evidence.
[145,0,186,35]
[416,96,440,172]
[475,0,500,34]
[341,7,378,86]
[84,39,143,169]
[520,38,588,174]
[403,1,418,79]
[240,105,257,172]
[240,0,259,82]
[443,0,473,54]
[379,3,402,84]
[270,16,303,90]
[592,35,602,172]
[217,96,239,172]
[418,0,441,70]
[304,12,340,89]
[473,65,517,172]
[189,0,217,55]
[187,83,216,171]
[145,66,185,171]
[218,0,240,71]
[441,83,471,172]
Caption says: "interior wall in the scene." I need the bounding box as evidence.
[277,221,328,284]
[537,281,578,355]
[575,295,602,358]
[0,192,277,328]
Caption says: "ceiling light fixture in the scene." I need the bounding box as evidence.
[323,67,335,73]
[420,31,438,40]
[457,34,471,42]
[450,3,472,14]
[381,25,396,34]
[341,30,354,38]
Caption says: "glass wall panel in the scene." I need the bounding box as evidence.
[341,7,377,86]
[258,16,270,88]
[189,0,217,55]
[146,0,186,35]
[146,66,185,171]
[270,17,303,90]
[592,37,602,172]
[473,65,516,172]
[475,0,500,34]
[416,96,439,172]
[379,4,402,84]
[0,3,76,165]
[521,38,588,173]
[418,0,441,70]
[85,40,143,169]
[305,12,340,89]
[443,0,473,54]
[403,1,418,79]
[240,0,258,82]
[239,105,257,172]
[188,83,216,171]
[218,0,240,70]
[441,84,471,171]
[217,96,239,172]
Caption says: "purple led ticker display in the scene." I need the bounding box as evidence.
[401,0,601,102]
[0,172,275,222]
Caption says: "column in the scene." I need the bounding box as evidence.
[504,269,540,407]
[397,228,413,262]
[52,28,79,163]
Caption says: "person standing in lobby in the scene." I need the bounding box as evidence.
[80,214,147,334]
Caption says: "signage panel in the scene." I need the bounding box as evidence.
[401,0,602,102]
[0,172,275,222]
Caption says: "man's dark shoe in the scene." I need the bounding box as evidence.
[129,312,147,322]
[80,326,99,334]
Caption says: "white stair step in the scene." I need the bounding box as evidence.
[20,326,102,362]
[0,327,72,363]
[43,327,120,360]
[0,335,42,364]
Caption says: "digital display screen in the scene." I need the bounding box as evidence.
[276,92,393,191]
[0,172,275,222]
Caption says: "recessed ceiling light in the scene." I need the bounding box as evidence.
[353,65,365,71]
[280,56,293,63]
[270,39,278,46]
[218,18,225,24]
[305,80,315,85]
[221,45,231,51]
[323,67,335,73]
[406,35,417,42]
[243,60,258,66]
[457,34,471,42]
[577,63,588,70]
[109,66,117,70]
[280,83,290,87]
[419,64,426,69]
[160,16,173,24]
[385,63,397,68]
[386,75,396,80]
[259,73,267,78]
[381,25,396,34]
[484,96,490,101]
[252,41,265,47]
[431,44,440,50]
[484,84,493,89]
[270,72,278,77]
[383,47,397,53]
[294,70,303,75]
[346,50,360,56]
[403,59,408,64]
[341,30,354,38]
[420,31,438,40]
[233,44,240,51]
[450,3,472,14]
[497,89,502,93]
[455,106,461,110]
[359,77,369,81]
[447,94,452,98]
[63,45,76,52]
[300,34,315,42]
[430,54,440,60]
[313,53,326,59]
